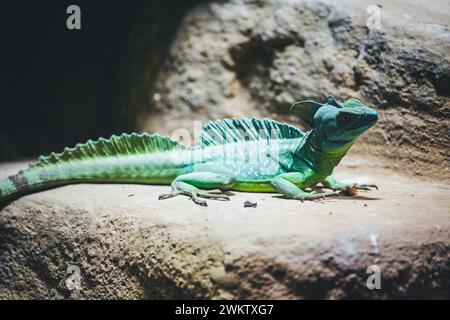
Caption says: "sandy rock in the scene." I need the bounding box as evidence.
[0,159,449,299]
[1,0,449,300]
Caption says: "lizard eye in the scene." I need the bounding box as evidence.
[342,114,351,122]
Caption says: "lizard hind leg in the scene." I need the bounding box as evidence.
[158,171,236,206]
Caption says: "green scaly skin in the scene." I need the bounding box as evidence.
[0,96,378,207]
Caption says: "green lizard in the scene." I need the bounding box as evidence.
[0,96,378,207]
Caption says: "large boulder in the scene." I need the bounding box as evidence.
[1,0,449,300]
[0,159,449,299]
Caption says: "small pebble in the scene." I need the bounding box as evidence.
[244,200,257,208]
[364,204,368,207]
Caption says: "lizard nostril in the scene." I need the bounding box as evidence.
[365,110,378,124]
[370,112,378,124]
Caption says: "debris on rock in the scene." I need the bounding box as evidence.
[244,200,257,208]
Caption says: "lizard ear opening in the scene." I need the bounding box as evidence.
[290,100,323,128]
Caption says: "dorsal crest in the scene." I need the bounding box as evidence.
[199,118,304,146]
[29,132,186,169]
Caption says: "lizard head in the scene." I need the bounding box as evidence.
[291,96,378,151]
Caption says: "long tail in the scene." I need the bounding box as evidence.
[0,133,189,205]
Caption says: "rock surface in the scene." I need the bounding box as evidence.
[131,0,450,178]
[1,158,449,299]
[1,0,449,300]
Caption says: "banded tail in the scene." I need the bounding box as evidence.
[0,133,189,205]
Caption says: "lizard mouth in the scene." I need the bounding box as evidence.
[328,136,353,144]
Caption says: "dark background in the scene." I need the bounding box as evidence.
[0,0,199,160]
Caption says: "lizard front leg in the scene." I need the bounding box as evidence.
[322,176,378,196]
[271,173,340,201]
[159,171,236,206]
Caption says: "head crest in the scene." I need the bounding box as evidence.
[291,96,341,127]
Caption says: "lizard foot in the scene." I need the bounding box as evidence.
[343,184,378,196]
[158,189,230,206]
[295,190,341,202]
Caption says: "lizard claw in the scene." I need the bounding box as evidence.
[190,194,208,206]
[205,189,225,194]
[158,191,180,200]
[159,189,230,206]
[196,191,230,201]
[366,184,378,190]
[355,183,378,190]
[296,191,340,202]
[344,184,378,196]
